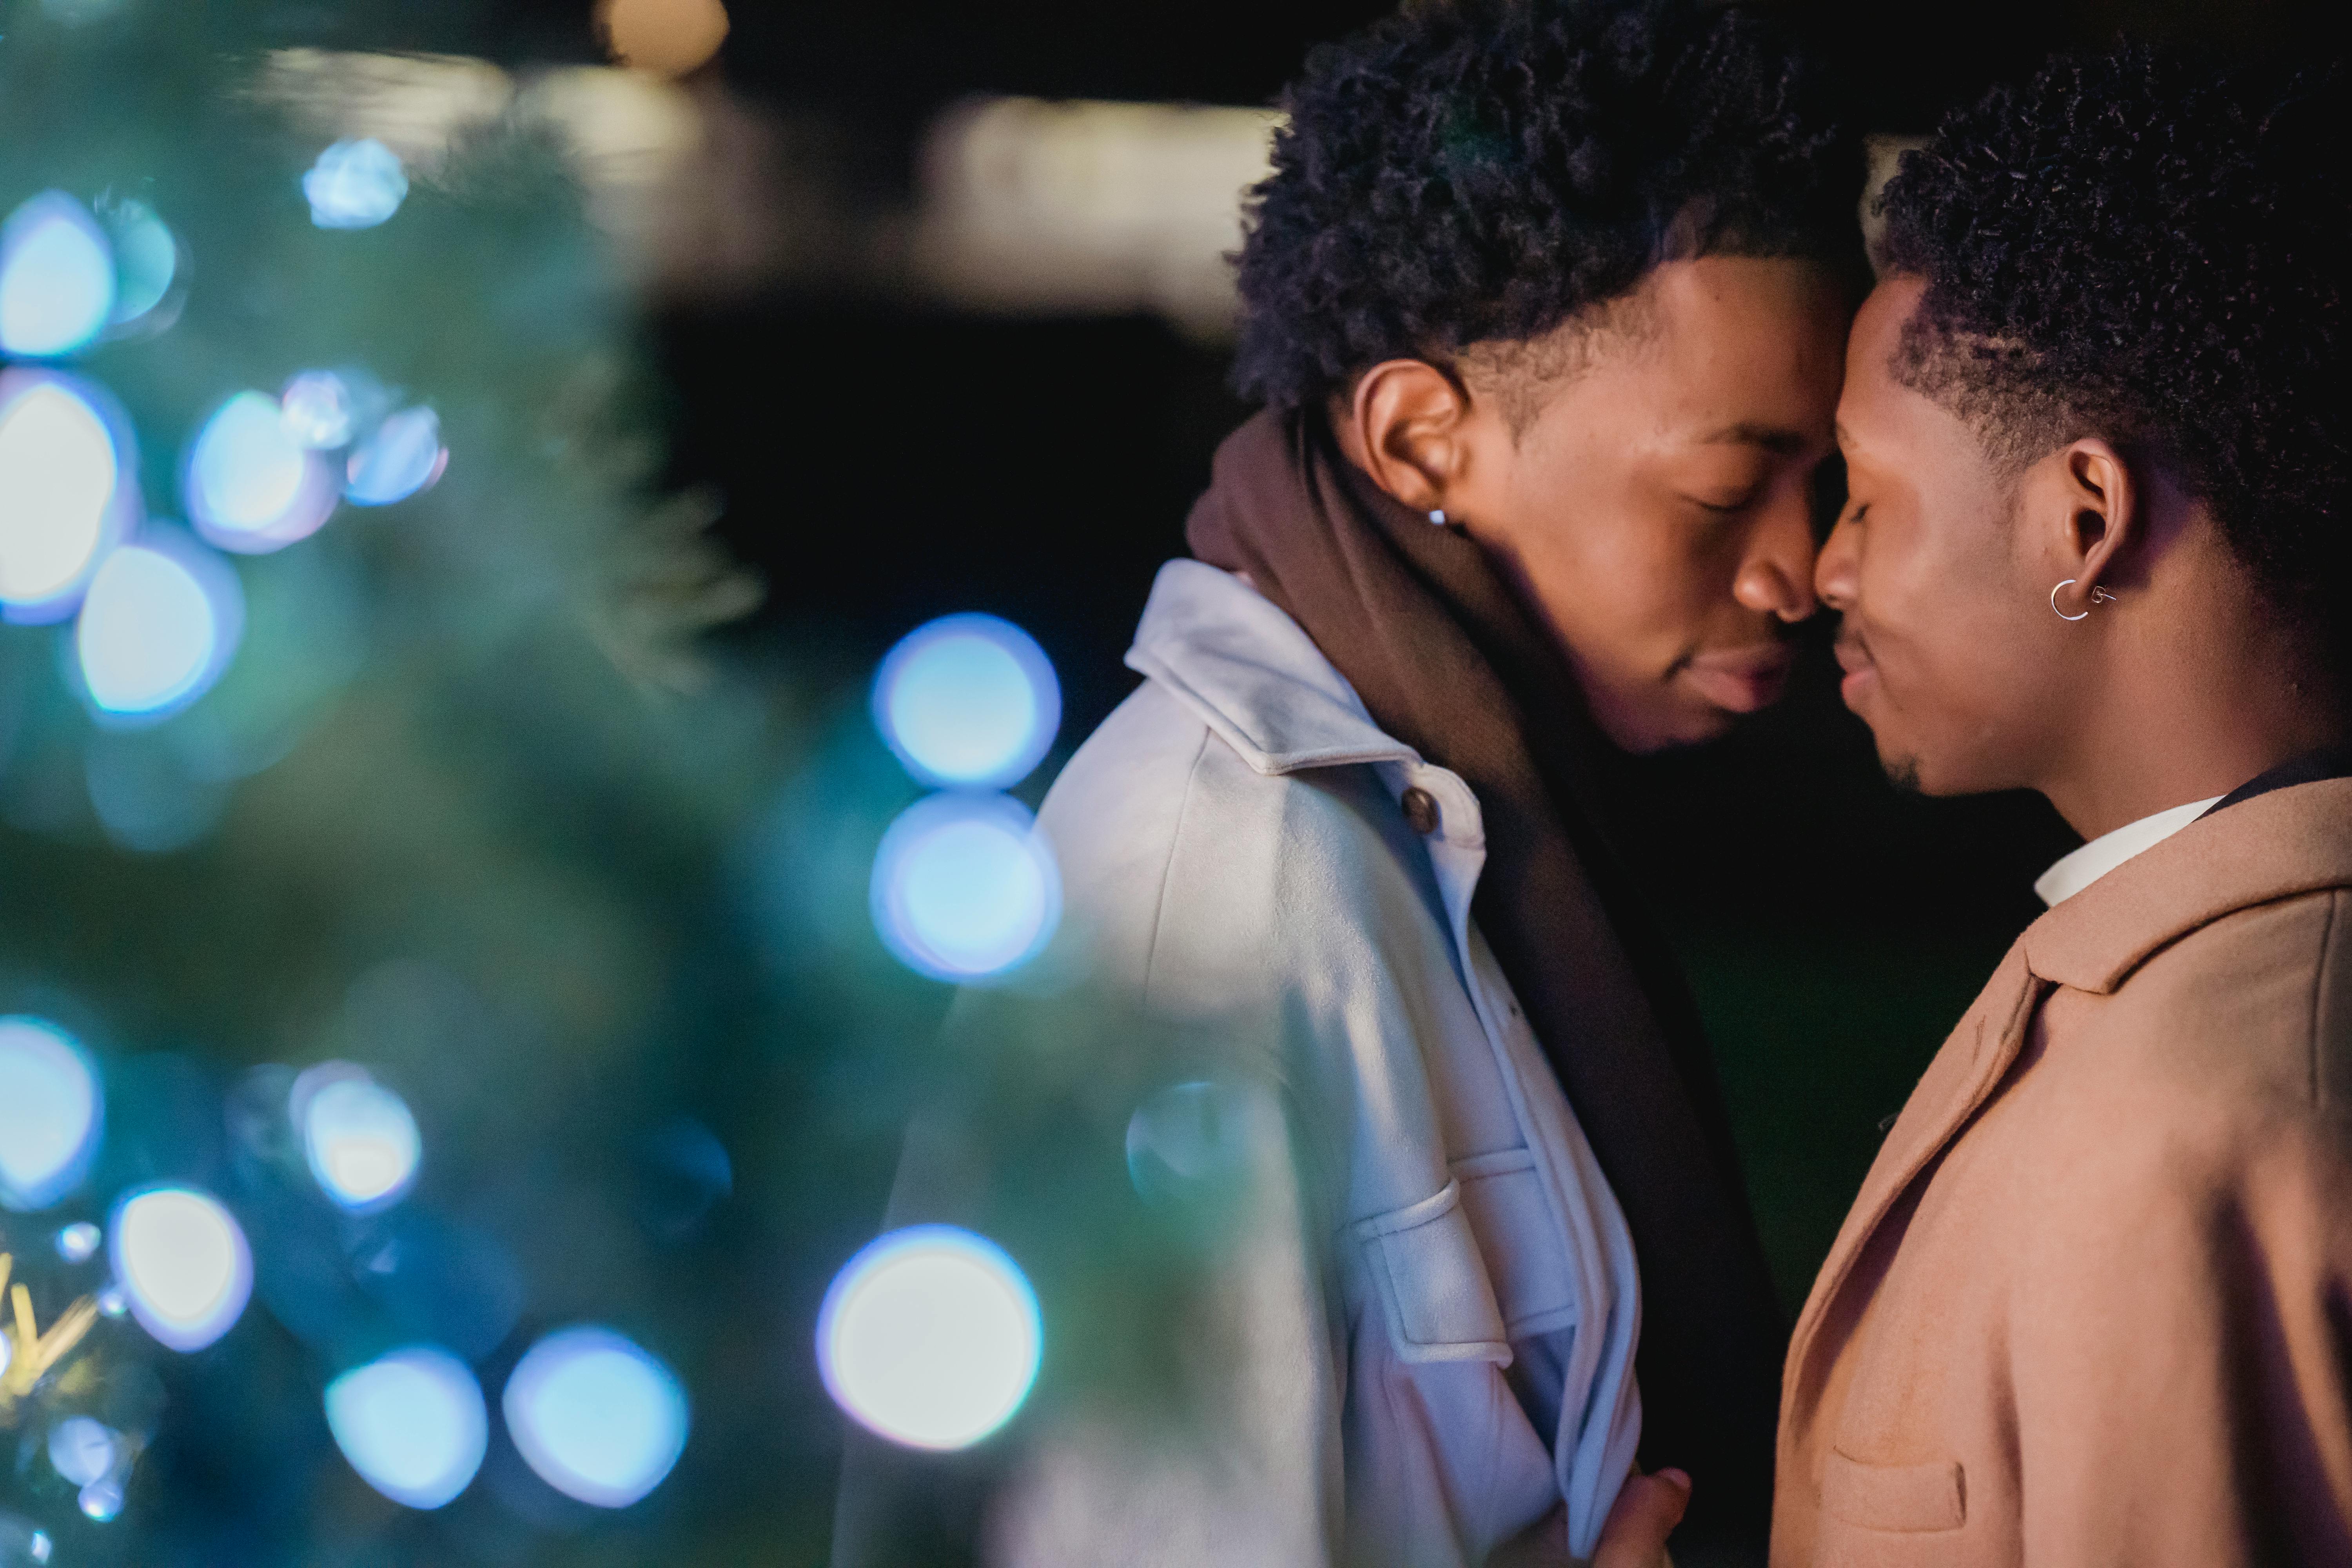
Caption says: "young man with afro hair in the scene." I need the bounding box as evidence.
[833,0,1863,1564]
[1786,44,2352,1564]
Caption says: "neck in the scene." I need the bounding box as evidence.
[2039,608,2345,842]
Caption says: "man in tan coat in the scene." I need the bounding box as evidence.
[1780,45,2352,1565]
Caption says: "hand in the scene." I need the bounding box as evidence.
[1485,1469,1690,1568]
[1592,1468,1691,1568]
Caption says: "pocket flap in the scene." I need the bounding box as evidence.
[1821,1449,1966,1534]
[1353,1180,1511,1365]
[1451,1150,1579,1337]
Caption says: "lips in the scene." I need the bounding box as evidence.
[1682,644,1795,714]
[1833,632,1877,708]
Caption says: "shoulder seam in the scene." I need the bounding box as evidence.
[1138,722,1216,1011]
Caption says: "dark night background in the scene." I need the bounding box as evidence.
[316,0,2312,1305]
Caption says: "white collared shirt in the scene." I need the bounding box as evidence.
[2034,795,2226,907]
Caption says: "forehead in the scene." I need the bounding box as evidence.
[1635,256,1848,437]
[1837,277,1931,443]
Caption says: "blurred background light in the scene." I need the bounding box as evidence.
[187,390,339,552]
[292,1062,421,1212]
[96,196,178,329]
[872,613,1060,788]
[0,192,115,358]
[1124,1079,1256,1204]
[75,528,246,722]
[0,372,135,624]
[816,1223,1041,1451]
[0,1015,102,1211]
[280,370,356,448]
[303,138,409,229]
[343,406,447,506]
[503,1326,689,1508]
[0,1514,51,1565]
[76,1478,123,1523]
[869,792,1060,980]
[46,1418,116,1488]
[55,1221,103,1262]
[596,0,730,78]
[325,1346,488,1509]
[109,1185,253,1352]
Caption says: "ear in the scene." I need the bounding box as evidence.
[1336,359,1475,515]
[2044,437,2139,615]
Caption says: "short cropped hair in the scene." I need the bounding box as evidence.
[1229,0,1861,412]
[1878,45,2350,648]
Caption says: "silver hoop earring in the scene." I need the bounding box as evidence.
[2051,579,2116,621]
[1428,509,1448,527]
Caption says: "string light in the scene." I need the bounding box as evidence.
[0,192,114,358]
[0,1016,103,1212]
[872,613,1060,789]
[503,1327,688,1508]
[869,792,1060,980]
[108,1185,252,1352]
[817,1224,1042,1450]
[325,1347,488,1509]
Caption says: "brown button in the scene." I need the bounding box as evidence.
[1400,786,1439,835]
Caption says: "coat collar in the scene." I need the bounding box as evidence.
[1124,559,1419,777]
[2022,776,2352,995]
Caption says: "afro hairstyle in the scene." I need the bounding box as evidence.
[1229,0,1860,411]
[1878,45,2352,651]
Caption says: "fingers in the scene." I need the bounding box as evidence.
[1591,1468,1692,1568]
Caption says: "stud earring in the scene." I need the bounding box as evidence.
[1428,509,1448,527]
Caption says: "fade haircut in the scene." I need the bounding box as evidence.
[1878,45,2351,654]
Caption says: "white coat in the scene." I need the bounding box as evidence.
[982,559,1644,1568]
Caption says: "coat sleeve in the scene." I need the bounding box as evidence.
[2007,1116,2352,1566]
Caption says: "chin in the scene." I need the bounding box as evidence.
[1609,703,1740,757]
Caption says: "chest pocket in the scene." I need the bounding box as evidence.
[1354,1151,1582,1363]
[1354,1181,1509,1363]
[1820,1449,1966,1535]
[1450,1149,1580,1338]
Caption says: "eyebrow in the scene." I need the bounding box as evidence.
[1698,421,1808,456]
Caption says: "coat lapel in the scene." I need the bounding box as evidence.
[1782,940,2051,1416]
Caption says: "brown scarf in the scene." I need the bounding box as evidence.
[1188,406,1783,1556]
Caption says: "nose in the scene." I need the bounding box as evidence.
[1732,487,1819,623]
[1814,510,1860,614]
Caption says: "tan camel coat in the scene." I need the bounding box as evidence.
[1775,776,2352,1566]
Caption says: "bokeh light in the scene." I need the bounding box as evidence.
[293,1062,421,1212]
[0,1015,103,1211]
[0,1513,51,1564]
[55,1221,102,1263]
[869,793,1060,980]
[1124,1080,1256,1204]
[98,196,178,328]
[108,1185,253,1352]
[503,1326,689,1508]
[280,370,356,448]
[76,1478,123,1524]
[47,1418,116,1488]
[872,613,1060,788]
[75,527,244,722]
[303,139,409,230]
[344,406,447,506]
[325,1347,488,1510]
[186,390,339,552]
[817,1224,1042,1451]
[0,192,114,358]
[0,371,136,624]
